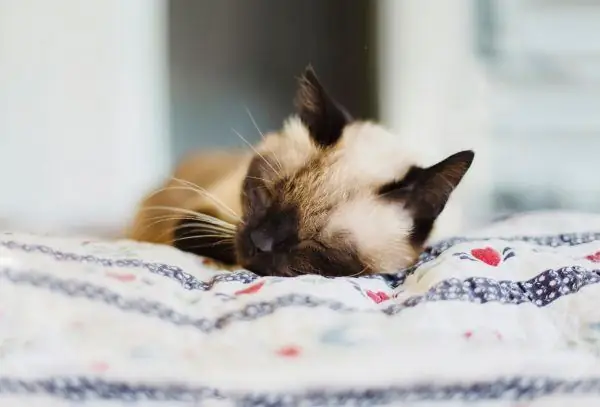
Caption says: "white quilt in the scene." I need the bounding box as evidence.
[2,211,600,406]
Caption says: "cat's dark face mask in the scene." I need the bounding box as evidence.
[234,164,366,277]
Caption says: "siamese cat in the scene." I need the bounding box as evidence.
[127,67,474,277]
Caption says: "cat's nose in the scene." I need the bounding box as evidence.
[250,229,274,253]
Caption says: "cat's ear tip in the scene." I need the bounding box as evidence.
[454,150,475,165]
[458,149,475,157]
[295,64,324,113]
[303,64,316,76]
[299,64,321,86]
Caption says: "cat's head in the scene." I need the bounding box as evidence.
[234,67,474,276]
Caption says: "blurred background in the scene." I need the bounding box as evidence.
[0,0,598,237]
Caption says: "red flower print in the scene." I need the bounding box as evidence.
[235,280,265,295]
[276,345,301,357]
[105,272,136,282]
[586,251,600,263]
[463,330,502,340]
[366,290,390,304]
[470,247,501,267]
[90,361,110,372]
[70,321,85,330]
[454,247,514,265]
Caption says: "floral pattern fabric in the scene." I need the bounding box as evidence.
[2,212,600,406]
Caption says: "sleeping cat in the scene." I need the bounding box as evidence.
[127,67,474,277]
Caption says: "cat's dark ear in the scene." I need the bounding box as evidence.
[295,66,352,147]
[379,150,474,243]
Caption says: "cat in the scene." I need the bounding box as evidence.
[127,67,474,277]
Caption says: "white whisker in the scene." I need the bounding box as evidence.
[245,107,283,171]
[245,175,273,185]
[188,239,234,249]
[171,177,243,223]
[173,234,234,243]
[140,208,235,231]
[144,211,236,228]
[245,106,265,140]
[132,215,203,237]
[142,183,241,223]
[232,128,280,177]
[143,205,236,230]
[143,216,236,233]
[177,222,237,235]
[157,223,235,242]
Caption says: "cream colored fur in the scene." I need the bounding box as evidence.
[128,116,427,273]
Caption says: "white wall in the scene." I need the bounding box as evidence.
[489,0,600,213]
[0,0,169,236]
[377,0,492,236]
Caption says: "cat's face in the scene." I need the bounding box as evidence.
[234,68,474,277]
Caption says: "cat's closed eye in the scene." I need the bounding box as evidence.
[246,185,270,208]
[297,239,328,251]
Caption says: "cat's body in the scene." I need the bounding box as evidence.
[128,67,474,277]
[128,150,249,246]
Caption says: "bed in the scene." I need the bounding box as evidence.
[2,211,600,406]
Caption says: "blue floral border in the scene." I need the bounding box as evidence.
[1,376,600,405]
[2,264,598,331]
[2,231,600,290]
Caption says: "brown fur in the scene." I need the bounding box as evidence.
[126,150,250,245]
[127,67,474,277]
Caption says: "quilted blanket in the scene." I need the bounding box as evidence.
[2,211,600,406]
